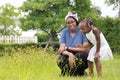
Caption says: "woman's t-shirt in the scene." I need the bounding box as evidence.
[59,27,87,47]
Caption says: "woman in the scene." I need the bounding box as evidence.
[57,12,90,76]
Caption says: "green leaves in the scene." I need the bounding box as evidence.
[0,4,20,35]
[19,0,101,43]
[105,0,120,17]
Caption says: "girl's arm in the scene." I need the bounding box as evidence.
[93,27,100,53]
[67,41,91,53]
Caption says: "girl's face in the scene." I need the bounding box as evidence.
[66,17,77,31]
[79,22,91,34]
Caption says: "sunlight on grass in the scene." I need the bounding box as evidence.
[0,47,119,80]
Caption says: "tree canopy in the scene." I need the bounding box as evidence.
[0,4,21,36]
[20,0,100,31]
[19,0,101,42]
[105,0,120,17]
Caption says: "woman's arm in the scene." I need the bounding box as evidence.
[58,43,65,54]
[58,43,75,57]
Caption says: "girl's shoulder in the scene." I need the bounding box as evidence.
[93,27,98,31]
[92,27,100,35]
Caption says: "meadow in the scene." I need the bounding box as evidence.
[0,47,119,80]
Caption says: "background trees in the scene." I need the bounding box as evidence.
[105,0,120,17]
[0,0,119,53]
[0,4,21,36]
[19,0,100,42]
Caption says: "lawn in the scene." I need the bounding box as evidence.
[0,47,119,80]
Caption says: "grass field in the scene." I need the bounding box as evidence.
[0,47,119,80]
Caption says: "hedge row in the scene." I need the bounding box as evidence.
[0,43,40,52]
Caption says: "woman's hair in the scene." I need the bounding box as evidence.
[67,16,79,26]
[80,18,93,27]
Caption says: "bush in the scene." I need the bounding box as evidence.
[35,33,49,42]
[0,43,39,52]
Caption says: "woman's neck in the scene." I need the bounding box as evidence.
[70,29,77,37]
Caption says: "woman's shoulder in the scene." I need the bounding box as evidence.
[62,28,69,32]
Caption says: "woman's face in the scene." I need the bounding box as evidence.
[79,22,91,34]
[66,17,77,31]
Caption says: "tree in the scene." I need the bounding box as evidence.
[20,0,100,39]
[105,0,120,17]
[19,0,101,50]
[0,4,21,36]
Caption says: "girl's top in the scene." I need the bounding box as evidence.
[86,30,113,62]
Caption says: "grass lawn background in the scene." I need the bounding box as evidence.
[0,47,119,80]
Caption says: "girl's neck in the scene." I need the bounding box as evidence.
[90,25,94,30]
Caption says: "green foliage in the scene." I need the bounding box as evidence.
[0,4,21,36]
[18,0,101,50]
[20,0,68,31]
[105,0,120,17]
[35,32,48,42]
[19,0,100,40]
[0,43,39,53]
[105,0,119,7]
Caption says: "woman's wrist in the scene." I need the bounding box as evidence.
[65,47,68,51]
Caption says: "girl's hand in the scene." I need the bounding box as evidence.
[94,52,100,60]
[76,44,83,48]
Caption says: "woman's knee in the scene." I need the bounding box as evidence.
[57,55,68,68]
[74,53,88,68]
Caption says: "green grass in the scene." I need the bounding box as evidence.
[0,47,119,80]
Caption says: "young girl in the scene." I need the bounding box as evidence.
[79,18,113,77]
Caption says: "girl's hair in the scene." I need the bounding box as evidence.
[67,16,79,26]
[80,18,93,26]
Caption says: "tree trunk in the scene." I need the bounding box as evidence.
[44,30,58,51]
[50,30,58,51]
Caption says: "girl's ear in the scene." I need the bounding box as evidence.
[87,23,94,30]
[87,23,92,28]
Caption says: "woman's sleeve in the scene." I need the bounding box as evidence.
[59,29,66,44]
[82,33,88,43]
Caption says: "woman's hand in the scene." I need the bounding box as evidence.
[58,47,65,54]
[68,53,76,68]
